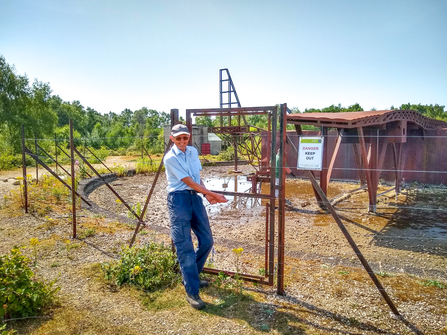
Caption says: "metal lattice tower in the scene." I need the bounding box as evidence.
[219,68,241,108]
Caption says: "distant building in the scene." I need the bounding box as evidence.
[163,125,222,155]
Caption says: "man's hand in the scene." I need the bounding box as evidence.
[205,192,228,205]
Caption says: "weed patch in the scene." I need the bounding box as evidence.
[0,248,60,320]
[101,242,180,291]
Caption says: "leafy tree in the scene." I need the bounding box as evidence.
[399,103,447,121]
[0,55,57,153]
[195,116,214,127]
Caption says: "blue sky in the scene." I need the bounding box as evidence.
[1,0,446,118]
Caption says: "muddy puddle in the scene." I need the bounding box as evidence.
[202,175,262,215]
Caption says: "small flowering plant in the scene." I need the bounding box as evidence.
[232,247,244,295]
[29,237,40,266]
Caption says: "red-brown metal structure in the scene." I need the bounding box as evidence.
[287,109,447,212]
[186,105,287,292]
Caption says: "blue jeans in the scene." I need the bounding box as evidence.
[167,190,213,296]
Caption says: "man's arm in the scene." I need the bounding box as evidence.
[181,177,227,204]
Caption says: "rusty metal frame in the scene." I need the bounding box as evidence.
[185,105,287,293]
[287,110,447,212]
[289,118,404,315]
[289,123,400,315]
[20,124,93,216]
[22,103,288,292]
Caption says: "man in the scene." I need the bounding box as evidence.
[164,124,227,310]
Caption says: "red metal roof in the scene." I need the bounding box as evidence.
[287,109,447,130]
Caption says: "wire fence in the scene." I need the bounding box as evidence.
[20,131,447,285]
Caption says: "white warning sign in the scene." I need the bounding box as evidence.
[297,136,324,170]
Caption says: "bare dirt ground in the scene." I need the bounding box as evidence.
[1,159,446,334]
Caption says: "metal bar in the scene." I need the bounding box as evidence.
[23,148,92,206]
[36,143,71,176]
[357,127,375,212]
[352,143,366,186]
[375,132,389,191]
[277,103,287,295]
[21,125,28,213]
[306,171,400,316]
[219,69,223,108]
[34,135,38,184]
[211,190,273,200]
[69,120,77,238]
[392,143,403,195]
[73,147,141,221]
[130,140,173,247]
[85,146,112,173]
[326,129,344,185]
[56,143,71,159]
[269,106,277,285]
[187,106,276,114]
[142,146,153,164]
[377,187,397,197]
[233,137,239,172]
[186,112,193,146]
[320,127,328,195]
[54,134,58,174]
[202,267,270,285]
[265,202,269,275]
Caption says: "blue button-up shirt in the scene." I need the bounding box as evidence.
[164,144,202,193]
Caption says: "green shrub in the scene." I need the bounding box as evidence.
[0,248,60,319]
[0,324,16,335]
[216,147,235,161]
[101,242,179,291]
[91,146,110,162]
[113,147,127,156]
[0,154,22,170]
[135,158,157,174]
[127,202,143,220]
[126,145,139,156]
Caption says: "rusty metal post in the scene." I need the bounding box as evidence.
[277,104,287,295]
[23,147,91,206]
[265,202,269,276]
[84,147,111,174]
[21,125,28,213]
[306,171,400,315]
[34,134,38,184]
[55,134,58,175]
[69,120,77,238]
[130,140,173,247]
[320,127,328,195]
[268,107,277,285]
[185,110,193,147]
[36,143,70,176]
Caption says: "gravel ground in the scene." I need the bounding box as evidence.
[1,164,446,334]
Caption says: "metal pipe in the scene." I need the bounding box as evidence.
[265,202,269,276]
[73,147,141,221]
[21,125,28,213]
[202,267,271,285]
[85,146,112,174]
[212,190,272,199]
[277,103,287,295]
[69,120,77,238]
[130,140,173,247]
[23,148,91,206]
[54,133,58,175]
[36,143,71,176]
[34,135,39,184]
[306,170,400,316]
[269,108,277,285]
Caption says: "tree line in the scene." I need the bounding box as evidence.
[0,55,171,158]
[196,102,447,130]
[2,54,446,163]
